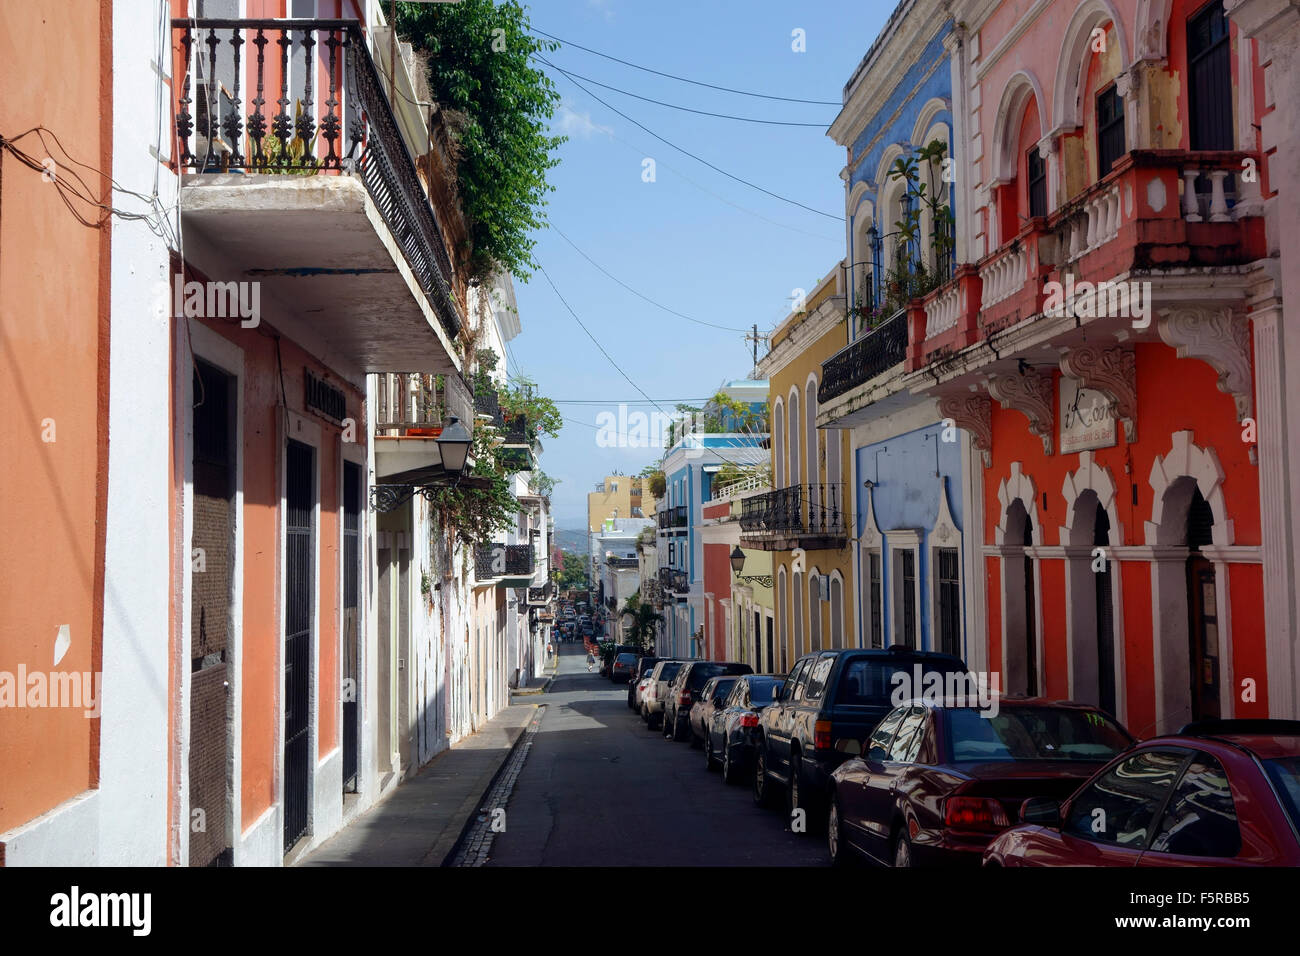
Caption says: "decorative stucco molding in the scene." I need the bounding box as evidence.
[988,367,1055,456]
[1060,345,1138,442]
[1059,450,1125,546]
[995,461,1043,546]
[1145,430,1234,546]
[1157,307,1253,421]
[938,393,992,468]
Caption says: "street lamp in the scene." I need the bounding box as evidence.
[729,544,772,588]
[435,416,472,475]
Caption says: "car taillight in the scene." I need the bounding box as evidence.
[679,690,692,705]
[739,714,759,728]
[944,796,1011,832]
[814,720,832,751]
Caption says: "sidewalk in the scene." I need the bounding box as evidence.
[298,700,539,867]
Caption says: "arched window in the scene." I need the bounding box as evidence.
[788,389,801,486]
[809,572,822,651]
[830,575,844,648]
[806,379,819,516]
[773,399,785,488]
[776,567,788,672]
[793,570,805,656]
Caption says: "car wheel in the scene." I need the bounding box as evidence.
[753,741,774,808]
[828,795,849,867]
[704,732,715,769]
[721,741,737,785]
[893,830,913,868]
[788,752,823,835]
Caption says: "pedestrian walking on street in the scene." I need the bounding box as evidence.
[586,651,595,672]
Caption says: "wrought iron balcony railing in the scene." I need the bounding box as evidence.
[671,505,688,528]
[475,543,535,579]
[818,309,907,404]
[527,582,552,605]
[606,556,639,569]
[740,483,846,538]
[474,388,501,421]
[172,18,460,339]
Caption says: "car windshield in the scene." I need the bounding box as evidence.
[835,657,967,707]
[1264,756,1300,832]
[946,707,1132,762]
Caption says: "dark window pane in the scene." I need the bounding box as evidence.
[1097,86,1126,176]
[1064,749,1187,849]
[1027,147,1047,218]
[1149,752,1240,857]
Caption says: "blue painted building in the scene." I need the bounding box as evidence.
[816,1,984,671]
[655,381,767,659]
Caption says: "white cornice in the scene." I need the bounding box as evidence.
[759,300,848,380]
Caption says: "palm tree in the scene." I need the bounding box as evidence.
[618,593,664,653]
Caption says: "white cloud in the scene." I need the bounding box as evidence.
[587,0,615,22]
[555,103,615,140]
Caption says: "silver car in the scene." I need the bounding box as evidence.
[641,659,686,730]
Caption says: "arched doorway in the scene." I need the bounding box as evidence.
[1003,498,1038,696]
[1092,500,1117,715]
[1185,486,1220,721]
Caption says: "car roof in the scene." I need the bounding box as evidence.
[1151,719,1300,759]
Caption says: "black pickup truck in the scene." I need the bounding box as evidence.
[753,646,968,826]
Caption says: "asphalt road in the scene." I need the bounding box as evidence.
[486,645,829,866]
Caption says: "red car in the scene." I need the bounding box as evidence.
[983,719,1300,866]
[827,698,1134,867]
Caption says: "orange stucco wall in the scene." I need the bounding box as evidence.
[0,0,111,837]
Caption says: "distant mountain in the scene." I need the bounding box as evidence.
[551,527,591,552]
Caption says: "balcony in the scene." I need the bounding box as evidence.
[817,307,908,404]
[475,544,535,586]
[606,556,639,569]
[657,567,689,598]
[905,149,1267,376]
[373,371,473,481]
[171,18,462,373]
[671,505,688,529]
[474,388,501,422]
[526,582,552,606]
[739,483,846,551]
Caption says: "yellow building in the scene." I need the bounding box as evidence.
[587,474,647,532]
[744,264,856,672]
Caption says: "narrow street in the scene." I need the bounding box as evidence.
[480,646,827,867]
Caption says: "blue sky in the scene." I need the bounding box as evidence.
[508,0,893,526]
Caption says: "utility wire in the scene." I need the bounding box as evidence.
[542,65,843,222]
[536,262,768,472]
[538,59,829,127]
[549,224,752,333]
[530,27,842,106]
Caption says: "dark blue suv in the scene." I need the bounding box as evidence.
[753,646,968,827]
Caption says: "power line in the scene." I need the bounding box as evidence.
[549,224,752,332]
[538,59,829,128]
[536,262,767,472]
[554,107,840,244]
[543,65,843,222]
[530,27,842,106]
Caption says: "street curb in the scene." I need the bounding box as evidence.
[432,703,540,867]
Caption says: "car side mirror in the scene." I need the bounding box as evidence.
[1019,797,1061,828]
[834,738,862,756]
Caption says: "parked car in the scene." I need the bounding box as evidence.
[642,660,686,730]
[628,657,660,709]
[632,674,656,712]
[706,675,785,783]
[607,644,640,681]
[611,652,638,684]
[825,698,1133,867]
[982,718,1300,867]
[664,661,754,742]
[688,676,740,749]
[753,647,968,824]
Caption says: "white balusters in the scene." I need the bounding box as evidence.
[1182,169,1202,221]
[925,282,962,337]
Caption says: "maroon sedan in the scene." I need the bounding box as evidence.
[983,719,1300,866]
[827,698,1134,867]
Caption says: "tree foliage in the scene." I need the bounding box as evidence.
[395,0,564,280]
[556,551,588,589]
[425,422,519,549]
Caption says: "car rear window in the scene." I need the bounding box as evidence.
[615,653,637,665]
[1264,756,1300,832]
[748,679,779,706]
[946,707,1131,762]
[656,662,683,681]
[835,656,967,706]
[688,663,751,689]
